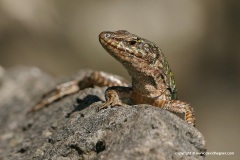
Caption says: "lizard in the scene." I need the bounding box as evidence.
[29,30,196,126]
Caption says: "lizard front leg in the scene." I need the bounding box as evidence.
[29,71,129,113]
[100,86,132,110]
[153,99,196,126]
[132,91,195,126]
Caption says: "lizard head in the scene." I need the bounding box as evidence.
[99,30,161,72]
[99,30,177,99]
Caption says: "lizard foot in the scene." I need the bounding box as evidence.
[99,89,127,110]
[99,101,126,110]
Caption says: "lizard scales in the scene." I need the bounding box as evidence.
[30,30,195,126]
[99,30,177,100]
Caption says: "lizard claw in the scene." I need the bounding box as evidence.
[99,88,126,111]
[99,101,126,111]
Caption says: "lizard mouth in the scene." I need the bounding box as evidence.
[99,32,144,63]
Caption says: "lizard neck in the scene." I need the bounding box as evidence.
[130,71,160,95]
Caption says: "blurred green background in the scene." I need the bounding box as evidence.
[0,1,239,159]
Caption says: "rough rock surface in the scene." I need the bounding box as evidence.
[0,66,206,160]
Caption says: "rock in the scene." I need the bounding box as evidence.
[0,67,206,160]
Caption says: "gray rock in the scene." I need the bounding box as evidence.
[0,67,206,160]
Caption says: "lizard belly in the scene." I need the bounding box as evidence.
[132,90,171,106]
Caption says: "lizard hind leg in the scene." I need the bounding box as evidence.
[99,86,132,110]
[29,71,130,113]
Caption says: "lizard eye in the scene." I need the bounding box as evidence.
[129,40,136,45]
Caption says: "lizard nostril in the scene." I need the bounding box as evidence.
[99,31,110,40]
[105,33,110,38]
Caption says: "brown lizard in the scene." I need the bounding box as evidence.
[29,30,196,126]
